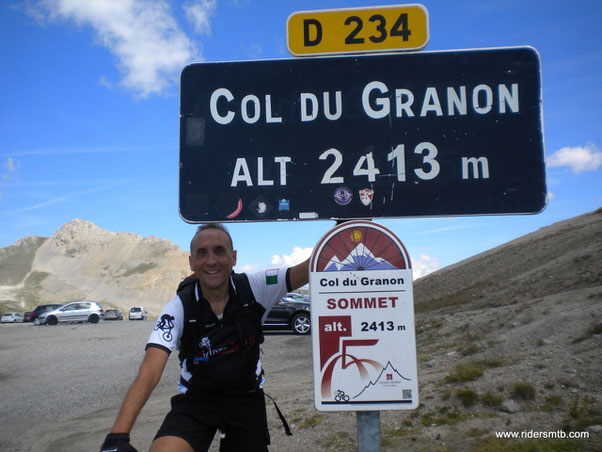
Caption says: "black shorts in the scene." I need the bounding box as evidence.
[154,390,270,452]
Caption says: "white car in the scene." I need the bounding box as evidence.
[1,312,24,323]
[36,301,104,325]
[129,306,147,320]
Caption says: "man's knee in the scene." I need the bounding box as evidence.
[150,435,195,452]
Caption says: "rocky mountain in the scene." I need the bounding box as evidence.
[0,219,191,315]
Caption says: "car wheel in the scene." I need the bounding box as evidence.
[292,313,311,335]
[33,318,40,326]
[47,316,58,326]
[88,314,99,324]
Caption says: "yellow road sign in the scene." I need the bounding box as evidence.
[287,4,429,57]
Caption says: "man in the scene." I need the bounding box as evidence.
[101,224,309,452]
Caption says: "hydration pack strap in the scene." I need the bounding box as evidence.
[264,392,292,436]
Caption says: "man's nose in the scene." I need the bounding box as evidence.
[206,251,218,264]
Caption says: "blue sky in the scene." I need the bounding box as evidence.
[1,0,600,279]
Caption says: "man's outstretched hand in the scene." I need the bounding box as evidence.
[100,433,137,452]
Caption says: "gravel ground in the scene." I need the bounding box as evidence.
[0,320,320,452]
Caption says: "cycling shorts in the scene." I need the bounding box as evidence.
[153,390,269,452]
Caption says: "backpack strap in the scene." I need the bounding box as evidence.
[230,273,256,305]
[176,276,200,364]
[231,273,264,343]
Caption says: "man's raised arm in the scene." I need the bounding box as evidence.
[289,258,309,291]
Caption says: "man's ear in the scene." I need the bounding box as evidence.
[189,255,194,272]
[232,250,237,268]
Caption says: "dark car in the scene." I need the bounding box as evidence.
[23,311,35,322]
[104,309,123,321]
[264,293,311,335]
[29,304,63,323]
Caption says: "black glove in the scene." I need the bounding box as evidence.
[100,433,137,452]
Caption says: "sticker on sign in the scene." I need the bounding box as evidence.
[309,221,419,411]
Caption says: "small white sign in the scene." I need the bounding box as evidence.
[310,221,419,411]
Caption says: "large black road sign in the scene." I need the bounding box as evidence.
[179,47,546,223]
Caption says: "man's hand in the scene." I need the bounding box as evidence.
[100,433,137,452]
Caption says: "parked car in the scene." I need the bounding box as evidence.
[1,312,24,323]
[28,304,63,323]
[35,301,104,325]
[104,309,123,321]
[23,311,35,322]
[286,292,310,303]
[129,306,147,320]
[264,293,311,335]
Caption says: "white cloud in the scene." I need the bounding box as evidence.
[32,0,201,97]
[184,0,216,35]
[9,180,127,213]
[271,246,313,267]
[3,157,17,178]
[547,143,602,174]
[243,42,263,59]
[239,264,258,273]
[412,254,440,280]
[0,157,19,205]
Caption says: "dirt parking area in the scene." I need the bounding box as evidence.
[0,321,366,452]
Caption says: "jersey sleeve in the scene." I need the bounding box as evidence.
[146,295,185,354]
[246,267,290,321]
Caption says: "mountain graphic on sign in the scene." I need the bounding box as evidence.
[353,361,411,399]
[323,243,397,272]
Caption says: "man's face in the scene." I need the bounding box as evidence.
[189,228,237,292]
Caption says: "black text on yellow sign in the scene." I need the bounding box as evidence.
[287,4,429,56]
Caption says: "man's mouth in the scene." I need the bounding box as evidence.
[204,269,220,275]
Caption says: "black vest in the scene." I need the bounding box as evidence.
[177,274,265,395]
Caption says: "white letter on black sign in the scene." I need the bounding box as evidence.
[231,158,253,187]
[265,95,282,123]
[323,91,342,120]
[395,89,415,117]
[498,84,519,113]
[363,81,390,119]
[473,84,493,114]
[301,93,318,122]
[447,86,467,115]
[274,156,291,185]
[257,157,274,186]
[210,88,235,125]
[421,87,443,117]
[241,95,260,124]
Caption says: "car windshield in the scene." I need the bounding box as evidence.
[131,308,141,312]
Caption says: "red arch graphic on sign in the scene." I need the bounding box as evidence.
[311,221,411,272]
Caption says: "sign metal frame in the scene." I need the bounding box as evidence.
[179,47,546,224]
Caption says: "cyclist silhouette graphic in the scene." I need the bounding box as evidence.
[153,314,175,341]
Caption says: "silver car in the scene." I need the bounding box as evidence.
[1,312,24,323]
[36,302,104,325]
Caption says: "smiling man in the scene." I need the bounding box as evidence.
[101,224,309,452]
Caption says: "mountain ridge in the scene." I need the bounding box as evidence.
[0,219,191,315]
